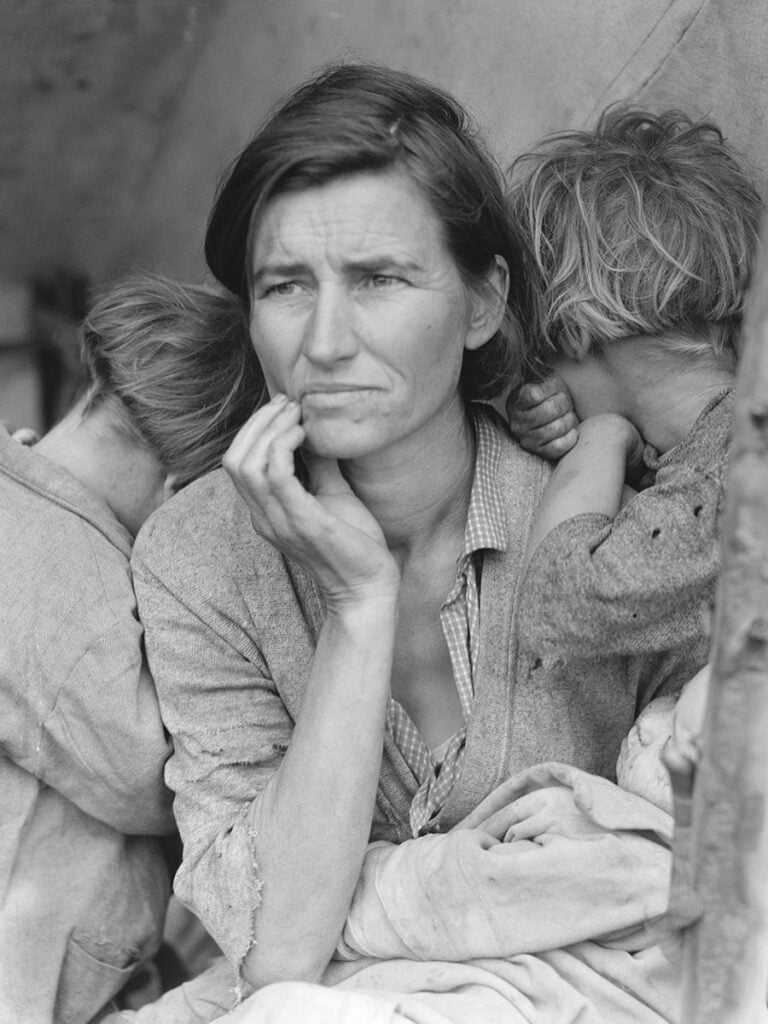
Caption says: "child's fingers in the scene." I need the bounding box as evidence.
[509,378,558,409]
[524,410,579,445]
[535,428,579,460]
[507,373,573,412]
[515,390,574,427]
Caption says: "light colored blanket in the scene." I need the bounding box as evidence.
[112,762,682,1023]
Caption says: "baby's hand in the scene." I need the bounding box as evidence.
[5,425,39,446]
[505,374,578,460]
[499,785,604,842]
[664,664,711,803]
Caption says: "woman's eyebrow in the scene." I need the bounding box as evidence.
[342,255,424,275]
[251,262,307,287]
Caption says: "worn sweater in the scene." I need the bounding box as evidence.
[519,389,732,661]
[132,409,703,970]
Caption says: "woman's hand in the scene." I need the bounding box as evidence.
[505,374,579,460]
[223,394,399,606]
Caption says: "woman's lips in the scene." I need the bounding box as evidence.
[300,386,378,408]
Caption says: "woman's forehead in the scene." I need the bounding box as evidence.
[250,169,450,269]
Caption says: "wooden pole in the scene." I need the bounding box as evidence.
[677,220,768,1023]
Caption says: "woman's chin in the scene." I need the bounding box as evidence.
[300,422,383,461]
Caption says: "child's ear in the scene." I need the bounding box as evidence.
[162,473,180,501]
[465,255,510,351]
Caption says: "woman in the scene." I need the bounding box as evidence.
[0,274,262,1024]
[131,66,696,1022]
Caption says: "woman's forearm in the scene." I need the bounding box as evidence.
[340,775,674,962]
[242,594,398,988]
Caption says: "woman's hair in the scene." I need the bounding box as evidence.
[205,62,524,400]
[80,274,265,488]
[507,106,763,377]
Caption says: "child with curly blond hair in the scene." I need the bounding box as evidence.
[506,107,761,715]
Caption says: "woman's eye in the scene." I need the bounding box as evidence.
[368,274,403,288]
[266,281,300,297]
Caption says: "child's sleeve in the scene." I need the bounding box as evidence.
[519,459,722,658]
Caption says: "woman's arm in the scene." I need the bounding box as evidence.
[222,397,401,988]
[337,768,673,963]
[136,396,401,989]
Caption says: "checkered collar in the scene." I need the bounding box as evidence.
[461,406,508,559]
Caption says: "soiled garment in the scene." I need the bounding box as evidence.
[131,408,705,974]
[0,427,174,1024]
[231,765,679,1023]
[110,764,679,1024]
[519,390,732,663]
[336,762,673,965]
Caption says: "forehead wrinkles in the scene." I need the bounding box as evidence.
[251,175,447,271]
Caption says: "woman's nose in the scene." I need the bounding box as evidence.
[301,286,359,365]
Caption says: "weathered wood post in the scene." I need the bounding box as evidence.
[677,220,768,1023]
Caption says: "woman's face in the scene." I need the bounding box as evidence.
[248,169,503,460]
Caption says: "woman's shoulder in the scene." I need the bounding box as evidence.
[133,466,284,590]
[473,404,553,506]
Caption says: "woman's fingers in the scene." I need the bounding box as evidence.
[222,395,398,596]
[225,394,298,470]
[223,395,311,538]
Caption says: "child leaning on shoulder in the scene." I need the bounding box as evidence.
[505,106,762,716]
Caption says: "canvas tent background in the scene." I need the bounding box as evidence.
[3,0,768,1009]
[3,0,767,433]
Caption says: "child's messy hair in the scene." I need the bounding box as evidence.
[81,274,266,488]
[508,106,763,376]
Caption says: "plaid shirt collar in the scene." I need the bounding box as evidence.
[459,406,508,562]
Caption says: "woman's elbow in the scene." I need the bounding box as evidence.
[242,944,331,990]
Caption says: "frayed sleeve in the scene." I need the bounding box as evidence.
[132,550,292,973]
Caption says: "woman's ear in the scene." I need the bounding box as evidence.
[464,255,510,351]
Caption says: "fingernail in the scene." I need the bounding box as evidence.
[273,393,288,405]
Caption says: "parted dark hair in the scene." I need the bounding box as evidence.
[81,274,265,488]
[508,106,763,377]
[205,62,524,400]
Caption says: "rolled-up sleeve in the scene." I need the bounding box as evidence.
[519,461,721,658]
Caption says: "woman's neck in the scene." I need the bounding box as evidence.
[340,399,476,563]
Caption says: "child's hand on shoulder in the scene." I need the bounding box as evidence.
[505,374,579,460]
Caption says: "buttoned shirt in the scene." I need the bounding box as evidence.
[386,411,508,836]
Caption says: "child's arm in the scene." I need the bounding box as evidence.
[523,414,643,574]
[518,405,725,663]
